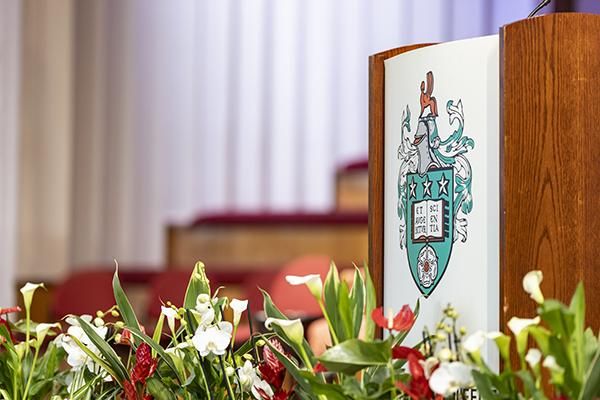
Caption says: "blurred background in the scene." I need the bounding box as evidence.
[0,0,596,338]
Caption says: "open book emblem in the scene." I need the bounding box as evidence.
[397,71,474,297]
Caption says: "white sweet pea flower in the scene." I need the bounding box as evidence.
[523,270,544,304]
[57,316,109,375]
[192,323,232,357]
[195,294,215,327]
[161,306,178,333]
[507,316,540,336]
[429,362,473,397]
[265,317,304,347]
[238,360,259,390]
[230,299,248,326]
[285,274,323,300]
[20,282,45,312]
[525,348,542,368]
[251,378,274,400]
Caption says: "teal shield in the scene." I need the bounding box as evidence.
[405,167,454,297]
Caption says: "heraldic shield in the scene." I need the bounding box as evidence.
[405,166,453,297]
[397,70,474,299]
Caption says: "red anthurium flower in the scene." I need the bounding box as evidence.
[0,306,21,315]
[0,307,20,344]
[371,305,414,331]
[395,354,433,400]
[392,346,424,361]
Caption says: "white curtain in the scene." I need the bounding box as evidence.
[23,0,540,273]
[0,1,21,306]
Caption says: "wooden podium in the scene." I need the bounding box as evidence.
[369,13,600,337]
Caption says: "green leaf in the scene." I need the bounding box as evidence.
[471,370,505,400]
[183,261,211,309]
[570,283,586,378]
[113,266,141,331]
[581,346,600,400]
[74,317,129,383]
[147,377,177,400]
[297,371,348,400]
[336,280,353,341]
[363,263,377,341]
[151,313,165,358]
[318,338,390,375]
[540,300,575,340]
[323,262,342,342]
[349,267,365,339]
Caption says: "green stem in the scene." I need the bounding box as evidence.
[25,308,31,355]
[197,355,212,400]
[23,345,40,400]
[298,346,314,371]
[219,355,235,399]
[318,300,339,345]
[388,358,397,399]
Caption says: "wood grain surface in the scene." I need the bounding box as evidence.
[368,44,434,326]
[500,13,600,331]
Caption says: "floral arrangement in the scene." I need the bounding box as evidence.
[266,266,600,400]
[0,261,598,400]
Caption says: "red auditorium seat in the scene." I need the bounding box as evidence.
[52,270,115,320]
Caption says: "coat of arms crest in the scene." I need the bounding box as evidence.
[397,71,474,297]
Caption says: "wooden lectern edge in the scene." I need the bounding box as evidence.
[368,43,435,338]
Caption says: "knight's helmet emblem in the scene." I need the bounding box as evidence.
[397,71,474,297]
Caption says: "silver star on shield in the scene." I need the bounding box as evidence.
[438,174,449,196]
[409,179,417,199]
[422,177,432,198]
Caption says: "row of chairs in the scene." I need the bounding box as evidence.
[51,255,333,343]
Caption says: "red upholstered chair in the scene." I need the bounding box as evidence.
[52,270,115,320]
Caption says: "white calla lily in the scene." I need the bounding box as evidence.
[230,299,248,326]
[20,282,45,313]
[35,322,60,346]
[429,362,473,397]
[523,270,544,304]
[265,317,304,347]
[525,348,542,368]
[542,355,563,372]
[507,316,540,336]
[463,330,486,353]
[285,274,323,300]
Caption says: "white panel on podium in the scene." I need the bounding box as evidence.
[383,35,499,362]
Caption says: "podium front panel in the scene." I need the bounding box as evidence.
[380,36,500,359]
